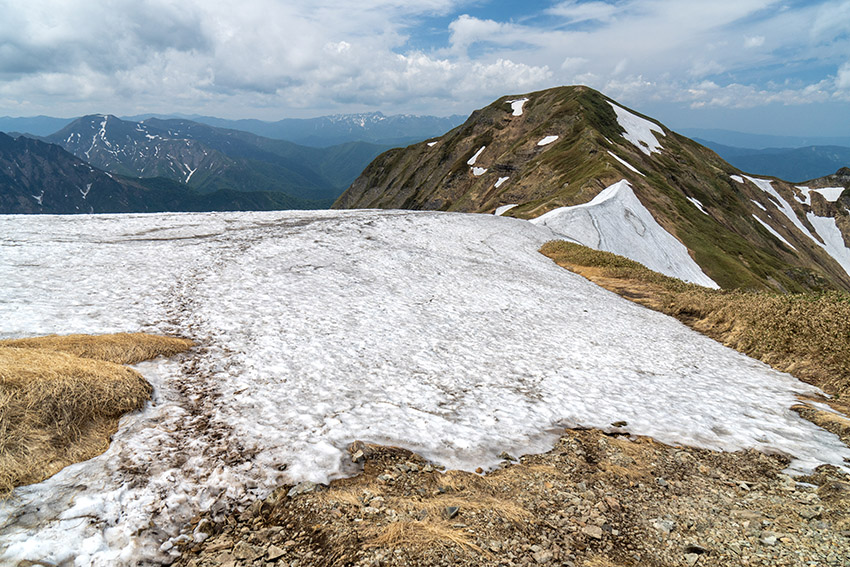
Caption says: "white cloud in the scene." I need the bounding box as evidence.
[744,35,765,48]
[0,0,848,123]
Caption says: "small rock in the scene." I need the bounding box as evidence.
[475,467,484,474]
[159,540,174,552]
[684,553,699,566]
[611,421,627,427]
[533,549,554,563]
[445,506,460,519]
[232,541,263,561]
[656,477,669,488]
[760,534,777,546]
[499,451,517,461]
[582,525,604,540]
[799,507,822,520]
[350,450,365,463]
[651,518,676,534]
[287,481,317,498]
[267,544,285,561]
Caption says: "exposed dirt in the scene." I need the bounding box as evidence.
[175,429,850,567]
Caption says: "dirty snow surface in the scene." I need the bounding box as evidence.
[531,180,719,288]
[1,209,849,566]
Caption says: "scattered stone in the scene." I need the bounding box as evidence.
[445,506,460,519]
[611,421,627,427]
[533,548,554,563]
[287,481,317,498]
[651,518,676,534]
[684,552,700,566]
[760,534,778,546]
[499,452,517,461]
[266,545,285,561]
[582,525,604,540]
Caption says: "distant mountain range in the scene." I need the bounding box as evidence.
[335,85,850,293]
[0,132,320,214]
[43,115,390,202]
[694,139,850,182]
[679,128,850,149]
[1,111,465,148]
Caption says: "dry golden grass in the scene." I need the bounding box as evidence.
[0,333,193,495]
[367,519,491,558]
[0,332,194,365]
[540,240,850,399]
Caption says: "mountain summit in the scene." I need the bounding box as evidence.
[334,86,850,292]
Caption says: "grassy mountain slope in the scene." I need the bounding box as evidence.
[335,86,850,292]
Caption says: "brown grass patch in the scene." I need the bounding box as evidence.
[367,519,491,558]
[0,332,194,365]
[0,333,194,495]
[540,240,850,399]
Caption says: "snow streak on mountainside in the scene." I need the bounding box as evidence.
[0,210,848,566]
[531,180,718,288]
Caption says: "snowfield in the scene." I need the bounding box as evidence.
[1,209,849,566]
[531,180,719,288]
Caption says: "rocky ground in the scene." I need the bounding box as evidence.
[175,413,850,567]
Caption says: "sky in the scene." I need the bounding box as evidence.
[0,0,849,135]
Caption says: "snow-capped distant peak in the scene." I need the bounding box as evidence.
[608,101,665,156]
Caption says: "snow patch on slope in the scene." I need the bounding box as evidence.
[472,167,487,176]
[608,102,665,156]
[0,210,847,566]
[494,204,517,216]
[607,151,644,176]
[796,186,845,205]
[467,146,486,165]
[731,175,745,184]
[537,135,559,146]
[531,180,718,288]
[752,215,796,250]
[807,213,850,276]
[507,98,529,116]
[495,176,510,189]
[744,176,817,244]
[687,197,709,215]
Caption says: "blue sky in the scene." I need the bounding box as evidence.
[0,0,848,135]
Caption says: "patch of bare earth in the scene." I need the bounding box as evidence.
[175,431,850,567]
[0,332,193,495]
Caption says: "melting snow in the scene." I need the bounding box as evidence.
[537,135,559,146]
[495,177,510,189]
[427,141,438,147]
[531,180,718,288]
[686,197,709,215]
[472,167,487,176]
[806,213,850,277]
[467,146,486,166]
[1,210,848,565]
[494,204,517,216]
[608,102,665,156]
[731,175,745,184]
[507,98,529,116]
[607,151,645,176]
[752,215,796,250]
[744,176,818,244]
[751,200,767,212]
[797,186,845,205]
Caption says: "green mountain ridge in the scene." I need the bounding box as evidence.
[334,85,850,293]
